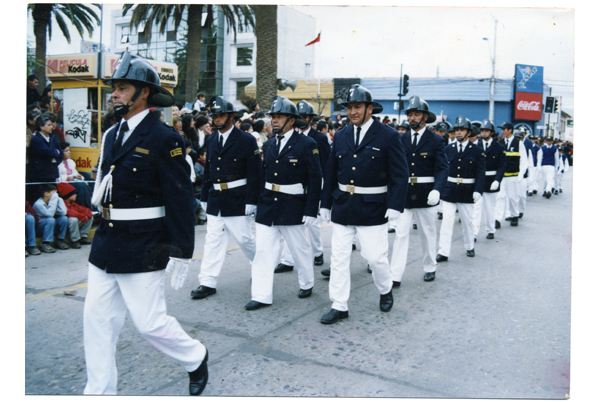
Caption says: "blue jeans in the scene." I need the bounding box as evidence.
[36,216,68,242]
[26,214,36,247]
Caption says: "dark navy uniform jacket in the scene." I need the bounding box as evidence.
[477,139,507,193]
[400,128,449,209]
[305,127,331,177]
[321,119,409,226]
[200,127,261,216]
[442,141,486,204]
[27,131,63,182]
[255,131,322,226]
[89,112,195,274]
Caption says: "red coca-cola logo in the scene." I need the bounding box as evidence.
[517,100,541,111]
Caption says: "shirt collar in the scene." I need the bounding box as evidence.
[410,126,427,136]
[354,117,374,134]
[122,108,150,133]
[219,125,234,142]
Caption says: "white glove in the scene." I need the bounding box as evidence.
[302,216,317,225]
[320,208,331,223]
[490,181,500,191]
[200,201,207,212]
[165,257,191,290]
[245,204,257,215]
[384,209,402,221]
[427,190,440,206]
[473,192,482,203]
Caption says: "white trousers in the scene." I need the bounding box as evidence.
[83,264,206,395]
[528,166,539,192]
[329,223,392,312]
[556,171,564,191]
[502,176,520,219]
[494,180,507,221]
[482,191,498,234]
[390,207,437,282]
[518,175,528,214]
[198,214,256,288]
[472,196,483,239]
[280,215,324,265]
[541,165,556,193]
[437,201,475,258]
[251,223,314,304]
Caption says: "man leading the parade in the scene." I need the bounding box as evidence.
[84,52,208,395]
[320,84,408,324]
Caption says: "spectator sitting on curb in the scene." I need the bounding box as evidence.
[57,182,94,249]
[58,141,93,209]
[26,201,41,256]
[33,184,70,252]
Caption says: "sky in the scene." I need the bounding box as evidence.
[25,2,574,114]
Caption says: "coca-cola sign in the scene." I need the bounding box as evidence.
[515,92,543,121]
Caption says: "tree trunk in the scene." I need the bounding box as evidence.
[32,4,53,88]
[185,4,204,103]
[252,5,278,111]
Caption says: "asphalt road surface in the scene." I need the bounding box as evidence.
[24,171,573,400]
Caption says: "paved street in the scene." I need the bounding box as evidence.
[24,172,572,399]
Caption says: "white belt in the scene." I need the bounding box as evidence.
[213,178,247,191]
[338,183,387,194]
[448,177,475,184]
[485,170,497,176]
[102,206,165,221]
[265,182,304,195]
[408,176,435,184]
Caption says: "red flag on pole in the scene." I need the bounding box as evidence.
[305,32,321,47]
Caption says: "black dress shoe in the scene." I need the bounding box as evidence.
[320,308,349,324]
[533,189,538,194]
[380,290,393,312]
[298,288,313,298]
[352,244,357,251]
[413,223,418,229]
[321,268,330,277]
[367,265,372,273]
[519,213,523,219]
[527,191,533,196]
[511,217,519,227]
[486,233,494,239]
[274,263,294,273]
[424,272,436,282]
[392,281,401,288]
[495,220,501,229]
[436,254,448,262]
[244,300,271,310]
[189,350,209,395]
[505,217,512,221]
[559,189,563,193]
[438,212,443,220]
[313,254,324,266]
[191,285,216,299]
[388,228,396,233]
[466,249,475,257]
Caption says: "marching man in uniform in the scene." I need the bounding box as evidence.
[539,136,560,198]
[319,84,409,324]
[436,116,486,261]
[85,52,208,395]
[245,96,322,310]
[190,96,261,300]
[478,119,506,240]
[274,100,331,273]
[389,96,448,285]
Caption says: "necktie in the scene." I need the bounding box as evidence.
[355,127,361,147]
[484,142,488,151]
[113,121,129,154]
[459,144,463,155]
[413,133,418,149]
[277,135,284,154]
[219,134,224,150]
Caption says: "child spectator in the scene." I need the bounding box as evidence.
[58,141,93,209]
[57,182,93,249]
[25,201,41,256]
[33,184,70,252]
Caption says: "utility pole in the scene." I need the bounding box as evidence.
[489,18,498,123]
[397,64,403,122]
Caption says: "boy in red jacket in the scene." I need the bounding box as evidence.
[57,182,93,248]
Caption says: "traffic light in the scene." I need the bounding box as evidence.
[544,97,555,113]
[402,75,409,96]
[554,98,560,113]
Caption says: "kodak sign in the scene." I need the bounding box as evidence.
[46,54,97,78]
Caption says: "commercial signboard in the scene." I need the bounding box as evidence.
[514,64,544,121]
[102,54,178,88]
[46,54,98,79]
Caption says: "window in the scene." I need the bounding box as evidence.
[120,26,130,44]
[236,81,251,100]
[236,47,252,66]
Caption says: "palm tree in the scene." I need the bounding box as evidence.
[123,4,254,102]
[251,5,278,112]
[28,3,101,87]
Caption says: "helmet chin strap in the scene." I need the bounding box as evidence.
[113,86,142,118]
[298,116,312,130]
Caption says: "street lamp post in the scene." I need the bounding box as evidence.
[483,18,498,123]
